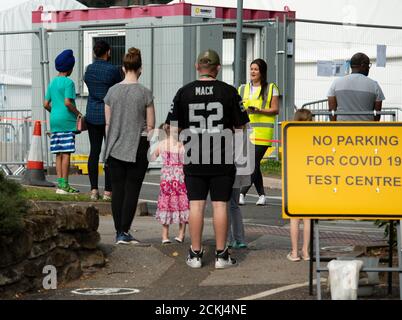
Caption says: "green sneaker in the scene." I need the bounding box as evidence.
[64,184,79,194]
[232,241,247,249]
[56,182,67,194]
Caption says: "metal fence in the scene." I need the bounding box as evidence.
[301,99,402,123]
[2,15,402,170]
[2,17,292,171]
[308,110,397,123]
[293,19,402,113]
[0,109,32,175]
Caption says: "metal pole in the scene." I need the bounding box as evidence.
[294,18,402,30]
[43,29,51,168]
[309,219,314,295]
[397,220,402,300]
[274,119,279,162]
[274,17,280,162]
[43,30,50,88]
[282,15,287,121]
[38,29,49,168]
[24,119,30,161]
[234,0,243,89]
[150,27,154,93]
[388,220,394,295]
[40,28,51,169]
[315,220,322,300]
[275,17,279,87]
[39,29,46,115]
[28,19,278,34]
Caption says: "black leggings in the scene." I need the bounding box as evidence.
[240,144,268,196]
[87,121,111,192]
[108,138,149,233]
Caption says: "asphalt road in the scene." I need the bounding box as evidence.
[63,173,284,227]
[41,173,384,233]
[8,173,394,302]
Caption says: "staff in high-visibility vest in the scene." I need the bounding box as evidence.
[238,59,279,206]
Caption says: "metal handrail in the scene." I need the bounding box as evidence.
[0,109,32,112]
[311,110,396,116]
[302,99,328,109]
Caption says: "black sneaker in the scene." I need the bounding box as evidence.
[186,246,204,268]
[215,247,237,269]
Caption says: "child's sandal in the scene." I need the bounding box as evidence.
[174,236,184,243]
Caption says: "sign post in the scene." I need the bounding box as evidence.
[282,122,402,299]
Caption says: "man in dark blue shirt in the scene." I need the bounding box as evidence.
[84,40,123,201]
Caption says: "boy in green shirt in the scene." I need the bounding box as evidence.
[44,49,82,194]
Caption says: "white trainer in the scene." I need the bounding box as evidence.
[256,195,266,206]
[215,248,237,269]
[239,193,245,205]
[186,246,204,269]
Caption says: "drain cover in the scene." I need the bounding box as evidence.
[71,288,140,296]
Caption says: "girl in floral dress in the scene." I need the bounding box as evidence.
[153,124,189,244]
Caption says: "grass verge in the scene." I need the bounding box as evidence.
[260,159,282,178]
[22,186,97,202]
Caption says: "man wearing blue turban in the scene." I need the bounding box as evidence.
[44,49,82,194]
[55,49,75,72]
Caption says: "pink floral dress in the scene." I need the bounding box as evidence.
[155,151,189,225]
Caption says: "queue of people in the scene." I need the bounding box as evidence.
[44,43,384,268]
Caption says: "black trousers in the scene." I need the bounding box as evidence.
[240,144,268,196]
[108,138,149,234]
[86,121,111,192]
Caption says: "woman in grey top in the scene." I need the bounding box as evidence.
[104,47,155,244]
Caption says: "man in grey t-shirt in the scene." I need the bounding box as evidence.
[327,52,385,121]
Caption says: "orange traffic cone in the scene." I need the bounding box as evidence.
[21,121,54,187]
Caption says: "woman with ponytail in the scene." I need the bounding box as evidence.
[104,47,155,244]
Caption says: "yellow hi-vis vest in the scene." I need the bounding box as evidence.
[238,83,278,146]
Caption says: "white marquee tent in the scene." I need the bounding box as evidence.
[0,0,86,109]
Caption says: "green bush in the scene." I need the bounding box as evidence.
[0,173,29,235]
[374,220,397,247]
[260,159,282,177]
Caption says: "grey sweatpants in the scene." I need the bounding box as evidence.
[227,188,246,243]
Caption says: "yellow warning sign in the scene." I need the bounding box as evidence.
[282,122,402,219]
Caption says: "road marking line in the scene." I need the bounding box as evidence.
[237,279,327,300]
[244,222,285,228]
[242,201,281,207]
[146,182,282,200]
[245,194,282,200]
[143,181,160,186]
[139,198,158,204]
